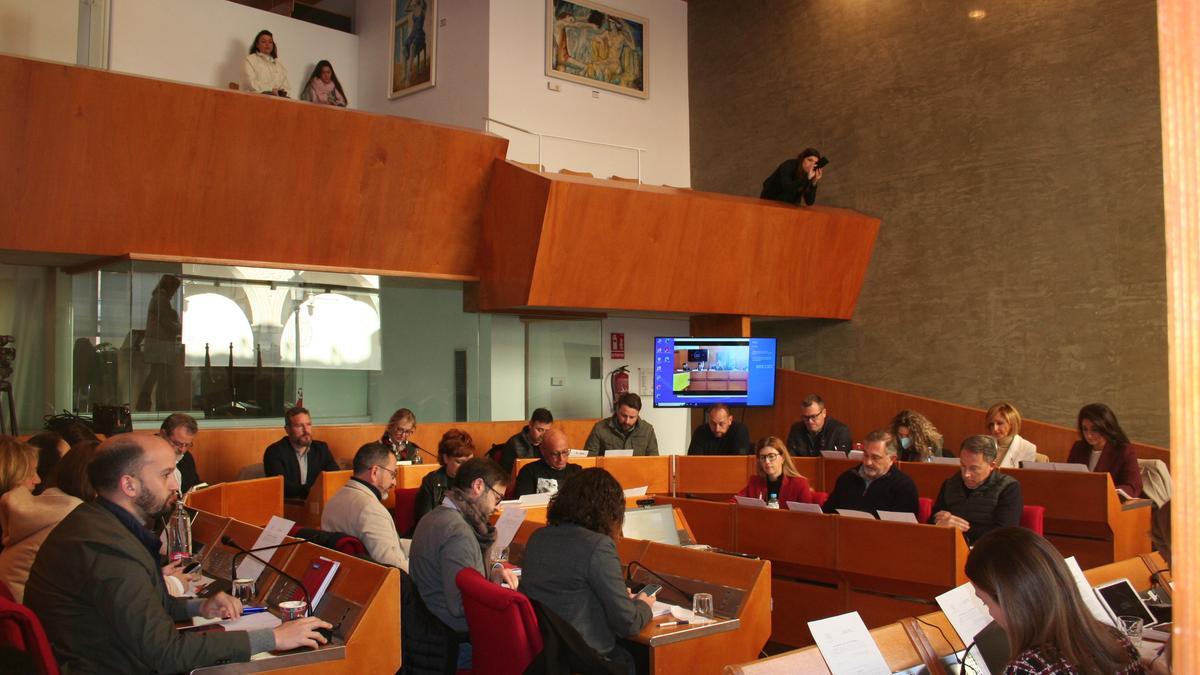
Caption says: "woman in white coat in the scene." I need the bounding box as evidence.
[985,402,1038,469]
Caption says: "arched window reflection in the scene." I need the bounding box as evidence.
[280,293,381,369]
[181,293,255,366]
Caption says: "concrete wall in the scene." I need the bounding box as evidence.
[689,0,1168,445]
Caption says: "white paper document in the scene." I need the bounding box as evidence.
[517,492,553,506]
[935,583,994,675]
[877,510,918,523]
[623,485,648,497]
[568,449,591,458]
[927,456,960,465]
[1064,556,1117,626]
[785,501,824,514]
[821,450,848,459]
[734,495,767,508]
[836,509,876,519]
[808,611,890,675]
[490,504,528,561]
[847,450,864,461]
[605,449,635,457]
[236,515,295,581]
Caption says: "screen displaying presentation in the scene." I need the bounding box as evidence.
[652,337,777,407]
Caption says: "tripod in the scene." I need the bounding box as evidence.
[0,335,14,435]
[0,379,14,436]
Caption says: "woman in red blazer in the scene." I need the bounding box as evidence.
[735,436,812,505]
[1066,403,1142,497]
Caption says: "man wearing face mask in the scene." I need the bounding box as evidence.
[760,147,826,206]
[26,434,329,673]
[822,430,920,517]
[930,435,1022,545]
[583,393,659,456]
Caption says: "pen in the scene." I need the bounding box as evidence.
[242,606,268,615]
[668,620,688,626]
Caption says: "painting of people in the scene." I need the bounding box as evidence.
[390,0,436,98]
[546,0,647,99]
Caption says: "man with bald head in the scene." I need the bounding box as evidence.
[513,427,583,497]
[26,433,329,673]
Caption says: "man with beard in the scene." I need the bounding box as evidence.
[409,457,518,668]
[498,407,554,473]
[25,434,329,673]
[263,406,340,499]
[583,393,659,456]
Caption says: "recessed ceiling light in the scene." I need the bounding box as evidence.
[968,9,987,20]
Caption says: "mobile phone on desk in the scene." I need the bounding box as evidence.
[638,584,662,597]
[183,561,202,574]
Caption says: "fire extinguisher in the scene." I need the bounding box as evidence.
[608,366,630,413]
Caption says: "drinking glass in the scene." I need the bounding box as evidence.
[1119,616,1144,649]
[232,578,256,605]
[692,592,714,621]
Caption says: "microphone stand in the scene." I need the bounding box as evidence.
[222,536,314,616]
[626,560,694,604]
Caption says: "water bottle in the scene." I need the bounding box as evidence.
[166,497,192,563]
[409,443,422,464]
[766,493,780,509]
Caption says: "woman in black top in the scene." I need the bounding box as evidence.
[412,429,475,530]
[760,147,824,205]
[520,468,654,674]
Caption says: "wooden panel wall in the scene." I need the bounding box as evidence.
[740,370,1170,464]
[0,55,506,278]
[187,418,599,485]
[477,162,881,318]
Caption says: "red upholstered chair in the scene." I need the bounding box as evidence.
[286,526,369,557]
[1020,505,1046,535]
[0,593,61,675]
[455,568,542,674]
[808,491,829,508]
[918,497,933,524]
[393,487,420,536]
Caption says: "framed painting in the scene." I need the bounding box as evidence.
[390,0,436,98]
[546,0,647,99]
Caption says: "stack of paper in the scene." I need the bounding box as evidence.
[808,612,890,675]
[935,583,994,675]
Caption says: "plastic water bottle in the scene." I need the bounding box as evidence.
[766,493,780,509]
[166,497,192,563]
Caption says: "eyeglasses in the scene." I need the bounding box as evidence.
[802,409,826,422]
[757,453,782,462]
[375,465,397,478]
[487,485,506,501]
[392,426,416,438]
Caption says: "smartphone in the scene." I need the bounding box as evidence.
[815,157,830,169]
[183,561,202,574]
[639,583,662,597]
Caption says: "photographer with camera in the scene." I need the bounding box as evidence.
[760,148,827,206]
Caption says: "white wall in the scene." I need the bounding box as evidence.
[108,0,358,105]
[600,315,690,454]
[526,319,602,421]
[488,0,690,186]
[356,0,489,130]
[0,0,78,63]
[482,314,526,421]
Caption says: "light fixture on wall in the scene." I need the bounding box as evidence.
[968,9,987,20]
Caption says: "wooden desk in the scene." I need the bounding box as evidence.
[1005,468,1152,567]
[601,455,672,494]
[727,553,1169,674]
[672,456,755,496]
[187,476,283,527]
[189,510,401,674]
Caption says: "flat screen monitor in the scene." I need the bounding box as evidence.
[652,337,777,407]
[622,505,681,546]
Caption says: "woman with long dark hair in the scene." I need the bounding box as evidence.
[242,29,290,96]
[301,60,347,107]
[520,468,653,674]
[966,527,1145,674]
[1066,403,1142,497]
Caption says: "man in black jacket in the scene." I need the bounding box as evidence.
[930,435,1022,545]
[263,406,340,499]
[499,407,555,473]
[687,403,751,455]
[786,394,853,456]
[823,431,919,517]
[159,412,202,494]
[514,428,582,497]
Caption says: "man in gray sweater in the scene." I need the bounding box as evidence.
[409,456,519,668]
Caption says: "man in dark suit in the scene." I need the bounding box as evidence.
[159,412,202,494]
[263,406,340,499]
[26,433,329,673]
[786,393,853,456]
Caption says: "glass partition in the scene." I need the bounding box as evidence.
[64,260,604,426]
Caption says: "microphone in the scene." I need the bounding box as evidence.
[221,536,314,617]
[626,560,694,603]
